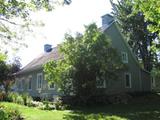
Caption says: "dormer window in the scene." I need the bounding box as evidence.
[121,52,128,63]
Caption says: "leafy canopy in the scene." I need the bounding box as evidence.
[133,0,160,34]
[44,23,125,97]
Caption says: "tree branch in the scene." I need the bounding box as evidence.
[0,17,20,26]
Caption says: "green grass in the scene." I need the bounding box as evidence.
[1,102,70,120]
[1,93,160,120]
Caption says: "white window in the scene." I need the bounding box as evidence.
[37,73,43,89]
[125,73,131,88]
[151,77,156,87]
[96,78,106,88]
[48,82,55,90]
[28,76,32,90]
[121,52,128,63]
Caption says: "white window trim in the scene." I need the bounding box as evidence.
[37,73,43,90]
[48,82,55,90]
[125,73,131,88]
[28,75,32,91]
[96,79,106,88]
[121,52,128,63]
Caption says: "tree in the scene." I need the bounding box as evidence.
[0,57,21,94]
[133,0,160,34]
[0,0,71,51]
[0,53,7,61]
[44,23,125,99]
[110,0,159,72]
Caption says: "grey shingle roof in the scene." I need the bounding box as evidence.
[17,46,61,75]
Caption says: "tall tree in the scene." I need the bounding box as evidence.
[110,0,159,72]
[44,23,125,100]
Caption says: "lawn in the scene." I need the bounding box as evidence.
[1,93,160,120]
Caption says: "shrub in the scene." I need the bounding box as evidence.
[16,96,24,105]
[6,92,33,106]
[6,92,19,103]
[31,101,44,107]
[0,91,6,101]
[21,93,33,106]
[54,97,68,110]
[0,105,23,120]
[0,106,8,120]
[7,92,24,105]
[42,101,55,110]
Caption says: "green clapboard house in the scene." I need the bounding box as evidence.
[15,14,152,99]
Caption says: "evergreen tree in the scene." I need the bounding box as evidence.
[110,0,159,72]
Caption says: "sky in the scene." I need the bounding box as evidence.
[16,0,114,67]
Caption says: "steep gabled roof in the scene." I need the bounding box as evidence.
[17,46,61,75]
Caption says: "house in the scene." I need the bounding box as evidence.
[15,14,151,99]
[15,45,61,99]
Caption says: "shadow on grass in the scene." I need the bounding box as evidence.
[63,93,160,120]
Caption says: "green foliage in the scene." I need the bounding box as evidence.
[0,91,6,101]
[111,0,159,72]
[21,93,33,106]
[44,23,125,98]
[6,92,18,102]
[41,101,55,110]
[54,97,67,110]
[0,104,23,120]
[133,0,160,34]
[6,92,33,106]
[151,66,160,80]
[16,95,24,105]
[0,58,21,93]
[0,53,7,61]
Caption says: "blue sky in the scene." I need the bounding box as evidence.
[16,0,114,66]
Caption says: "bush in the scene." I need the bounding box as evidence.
[61,93,132,106]
[16,96,24,105]
[42,101,55,110]
[54,97,68,110]
[0,91,6,101]
[21,93,33,106]
[6,92,33,106]
[31,101,44,107]
[0,105,23,120]
[7,92,24,105]
[7,92,19,103]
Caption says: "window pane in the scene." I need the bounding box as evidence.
[37,74,42,89]
[122,52,128,63]
[125,74,131,88]
[49,83,54,88]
